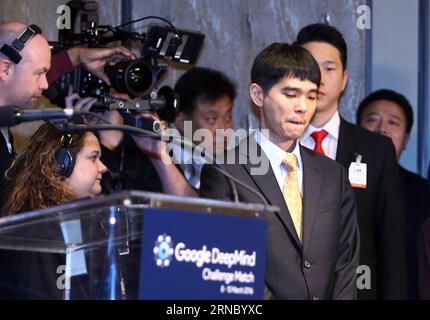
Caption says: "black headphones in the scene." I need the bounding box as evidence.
[55,133,76,178]
[0,24,42,64]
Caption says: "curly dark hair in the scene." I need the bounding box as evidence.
[2,123,88,215]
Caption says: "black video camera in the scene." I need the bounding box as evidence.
[46,1,205,127]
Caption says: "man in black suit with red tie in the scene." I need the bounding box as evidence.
[296,23,407,299]
[200,43,360,300]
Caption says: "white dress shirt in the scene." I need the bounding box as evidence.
[300,111,340,160]
[255,129,303,196]
[169,124,206,190]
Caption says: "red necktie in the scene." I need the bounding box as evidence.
[310,130,328,156]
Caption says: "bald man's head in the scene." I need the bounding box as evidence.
[0,22,51,108]
[0,23,27,50]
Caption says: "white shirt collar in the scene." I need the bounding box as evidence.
[303,110,340,141]
[255,129,302,171]
[255,129,303,195]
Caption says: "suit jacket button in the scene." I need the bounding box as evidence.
[304,260,311,268]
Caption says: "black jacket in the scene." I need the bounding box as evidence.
[399,166,430,299]
[100,135,163,194]
[336,118,408,299]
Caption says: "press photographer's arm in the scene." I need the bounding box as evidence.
[47,46,133,85]
[67,46,133,84]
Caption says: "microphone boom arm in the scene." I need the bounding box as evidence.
[53,122,270,208]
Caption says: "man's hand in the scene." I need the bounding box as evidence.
[65,85,98,122]
[67,47,134,84]
[66,86,126,150]
[132,113,198,197]
[132,112,169,160]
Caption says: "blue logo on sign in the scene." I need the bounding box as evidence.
[153,234,174,267]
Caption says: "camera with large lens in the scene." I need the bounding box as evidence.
[46,0,204,130]
[104,58,161,98]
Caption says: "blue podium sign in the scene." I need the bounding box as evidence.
[138,208,267,300]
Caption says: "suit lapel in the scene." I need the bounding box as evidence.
[336,117,357,167]
[300,146,323,253]
[239,135,302,247]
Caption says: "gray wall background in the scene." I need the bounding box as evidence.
[0,0,367,150]
[371,0,421,174]
[131,0,367,129]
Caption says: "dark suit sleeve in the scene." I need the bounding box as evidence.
[418,219,430,299]
[333,165,360,300]
[199,164,233,201]
[377,140,408,299]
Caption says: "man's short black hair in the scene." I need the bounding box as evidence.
[296,23,348,70]
[251,42,321,93]
[357,89,414,133]
[174,67,236,115]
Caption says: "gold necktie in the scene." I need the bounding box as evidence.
[282,153,303,241]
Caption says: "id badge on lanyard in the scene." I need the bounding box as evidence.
[348,154,367,189]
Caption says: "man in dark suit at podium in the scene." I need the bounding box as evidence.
[296,23,407,300]
[200,43,360,300]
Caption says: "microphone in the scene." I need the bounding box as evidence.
[54,120,268,207]
[0,105,85,127]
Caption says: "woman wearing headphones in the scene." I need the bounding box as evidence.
[2,123,107,215]
[0,124,107,299]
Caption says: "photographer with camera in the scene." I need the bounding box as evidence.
[48,45,134,85]
[0,22,133,202]
[1,21,198,200]
[0,22,126,298]
[68,87,198,197]
[67,67,236,196]
[45,12,209,197]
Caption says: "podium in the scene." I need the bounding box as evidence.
[0,191,276,300]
